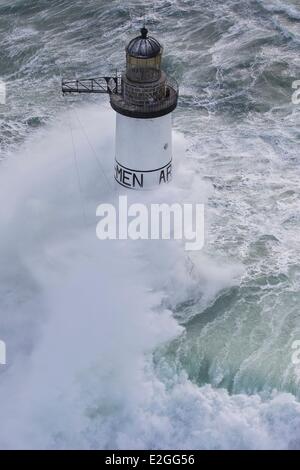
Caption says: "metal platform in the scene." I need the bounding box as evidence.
[62,74,178,119]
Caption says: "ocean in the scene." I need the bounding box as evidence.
[0,0,300,449]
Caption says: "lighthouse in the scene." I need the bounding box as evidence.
[62,27,179,190]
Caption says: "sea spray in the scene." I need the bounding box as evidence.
[0,105,299,449]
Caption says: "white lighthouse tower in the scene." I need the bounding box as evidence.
[62,27,178,190]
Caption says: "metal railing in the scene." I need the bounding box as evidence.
[62,76,120,94]
[110,76,179,115]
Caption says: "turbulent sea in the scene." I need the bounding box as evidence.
[0,0,300,450]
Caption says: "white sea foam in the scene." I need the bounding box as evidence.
[0,105,300,449]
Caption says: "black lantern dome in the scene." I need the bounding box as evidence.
[126,27,162,59]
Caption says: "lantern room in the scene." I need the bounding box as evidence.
[126,27,163,83]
